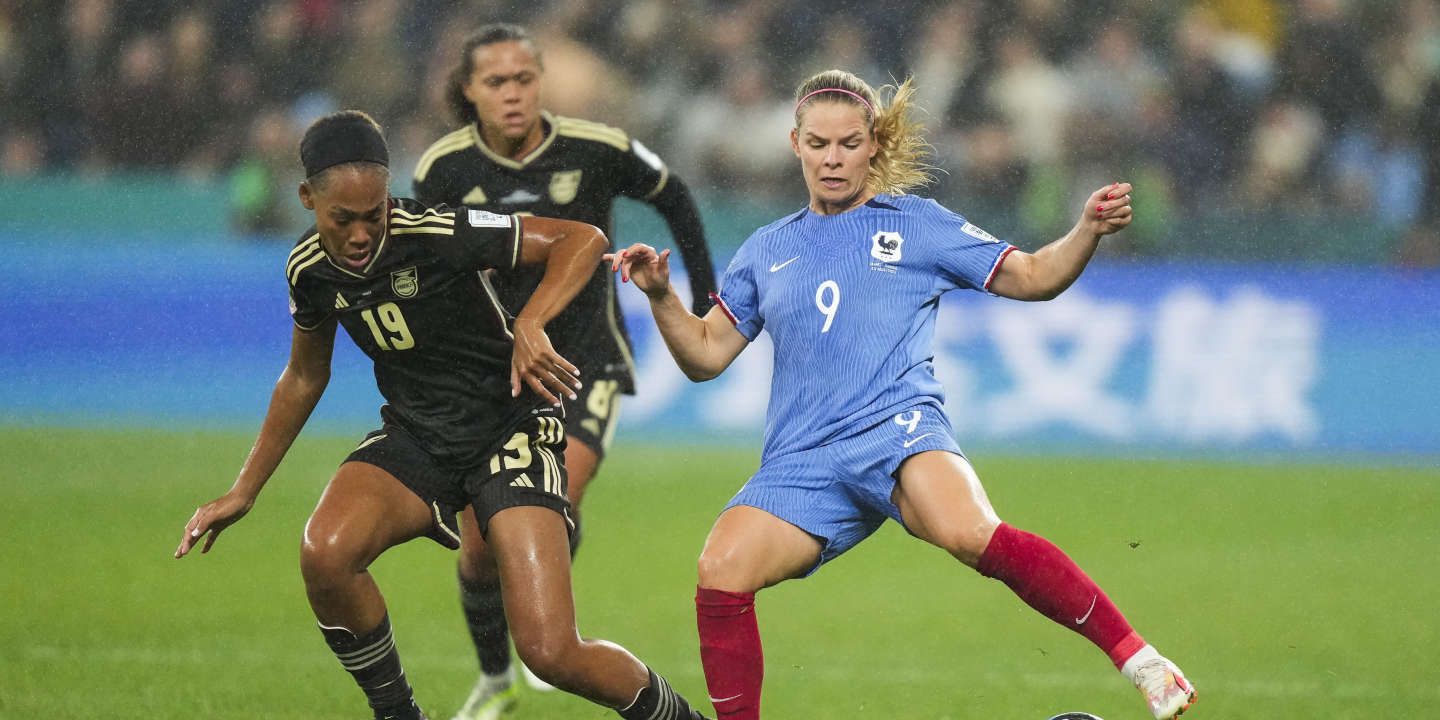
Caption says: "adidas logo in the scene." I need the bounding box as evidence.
[334,293,350,309]
[497,189,542,204]
[510,473,535,488]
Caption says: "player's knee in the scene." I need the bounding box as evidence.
[299,520,365,589]
[932,518,999,567]
[299,538,344,591]
[696,547,761,593]
[512,631,579,688]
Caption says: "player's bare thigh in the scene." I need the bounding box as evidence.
[891,450,1001,567]
[456,441,596,586]
[300,461,436,625]
[457,416,602,582]
[697,505,823,593]
[304,460,436,567]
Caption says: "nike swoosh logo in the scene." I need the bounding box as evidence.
[1074,595,1097,625]
[709,693,743,703]
[769,256,800,272]
[902,433,933,448]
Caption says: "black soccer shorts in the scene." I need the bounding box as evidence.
[344,411,573,549]
[565,376,623,460]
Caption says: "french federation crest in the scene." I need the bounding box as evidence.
[391,267,418,298]
[871,231,904,263]
[549,170,582,204]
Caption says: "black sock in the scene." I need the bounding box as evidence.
[618,668,706,720]
[318,614,420,719]
[459,573,511,675]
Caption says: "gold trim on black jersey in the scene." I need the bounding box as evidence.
[477,271,514,341]
[416,112,646,186]
[507,215,521,270]
[413,126,475,183]
[287,234,325,287]
[468,111,562,170]
[553,116,630,152]
[391,207,456,225]
[643,165,669,202]
[390,206,458,238]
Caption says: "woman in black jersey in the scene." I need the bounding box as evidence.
[175,111,708,720]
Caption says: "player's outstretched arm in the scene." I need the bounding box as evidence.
[607,242,747,382]
[988,182,1133,301]
[174,323,336,558]
[509,216,608,405]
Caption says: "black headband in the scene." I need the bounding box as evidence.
[300,115,389,178]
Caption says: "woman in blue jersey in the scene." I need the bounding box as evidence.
[608,70,1196,720]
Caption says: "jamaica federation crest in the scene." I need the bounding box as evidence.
[391,267,418,298]
[549,170,582,204]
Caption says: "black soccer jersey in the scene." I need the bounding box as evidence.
[413,112,700,395]
[287,198,532,467]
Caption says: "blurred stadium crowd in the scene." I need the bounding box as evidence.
[1,0,1438,262]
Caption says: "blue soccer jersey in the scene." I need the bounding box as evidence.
[715,193,1015,461]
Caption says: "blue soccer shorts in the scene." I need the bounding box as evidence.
[725,402,965,573]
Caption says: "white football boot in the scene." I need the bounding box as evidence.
[1122,646,1196,719]
[451,667,518,720]
[519,659,556,692]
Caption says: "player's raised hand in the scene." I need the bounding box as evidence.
[1081,182,1134,236]
[174,491,254,558]
[510,316,581,406]
[604,243,671,298]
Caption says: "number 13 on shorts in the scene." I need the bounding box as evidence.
[487,416,566,497]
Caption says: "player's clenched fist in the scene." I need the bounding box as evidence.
[1082,182,1134,236]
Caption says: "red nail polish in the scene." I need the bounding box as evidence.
[1097,204,1105,213]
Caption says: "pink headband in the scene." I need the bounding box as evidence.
[794,88,875,117]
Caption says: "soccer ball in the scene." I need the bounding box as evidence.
[1046,714,1104,720]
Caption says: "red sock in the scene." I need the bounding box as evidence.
[696,586,763,720]
[977,522,1146,669]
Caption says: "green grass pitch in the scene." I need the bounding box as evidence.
[2,426,1436,719]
